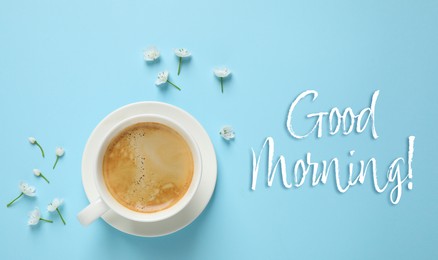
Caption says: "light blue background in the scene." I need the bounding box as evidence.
[1,0,437,259]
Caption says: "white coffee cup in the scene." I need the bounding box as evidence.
[77,114,202,226]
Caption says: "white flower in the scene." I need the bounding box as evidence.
[155,71,181,91]
[28,137,36,144]
[48,198,66,225]
[28,136,45,157]
[33,169,50,184]
[214,68,231,78]
[174,48,191,75]
[28,207,52,225]
[144,46,160,61]
[174,48,191,58]
[56,147,65,157]
[6,182,36,207]
[155,71,169,86]
[20,182,36,197]
[28,208,41,225]
[220,126,235,141]
[33,169,41,176]
[214,68,231,93]
[48,198,64,212]
[53,147,65,169]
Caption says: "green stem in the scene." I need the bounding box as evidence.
[7,192,24,207]
[57,208,66,225]
[177,57,182,75]
[39,218,53,223]
[40,173,50,184]
[53,156,59,169]
[221,77,224,93]
[35,142,45,158]
[167,80,181,91]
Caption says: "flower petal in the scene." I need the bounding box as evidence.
[220,125,235,140]
[20,182,36,196]
[144,46,160,61]
[28,218,39,225]
[33,169,41,176]
[28,137,36,144]
[214,68,231,78]
[174,48,191,58]
[155,79,166,86]
[52,198,63,208]
[47,203,56,212]
[155,71,169,86]
[28,208,41,225]
[56,147,65,157]
[19,181,26,191]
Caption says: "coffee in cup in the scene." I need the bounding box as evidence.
[102,122,194,213]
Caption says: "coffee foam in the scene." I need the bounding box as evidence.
[103,122,194,213]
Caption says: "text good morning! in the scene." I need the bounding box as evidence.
[251,90,415,205]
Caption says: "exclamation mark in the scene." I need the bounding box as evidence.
[407,136,415,190]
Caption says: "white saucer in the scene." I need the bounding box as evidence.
[81,102,217,237]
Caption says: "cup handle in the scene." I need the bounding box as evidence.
[77,198,110,226]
